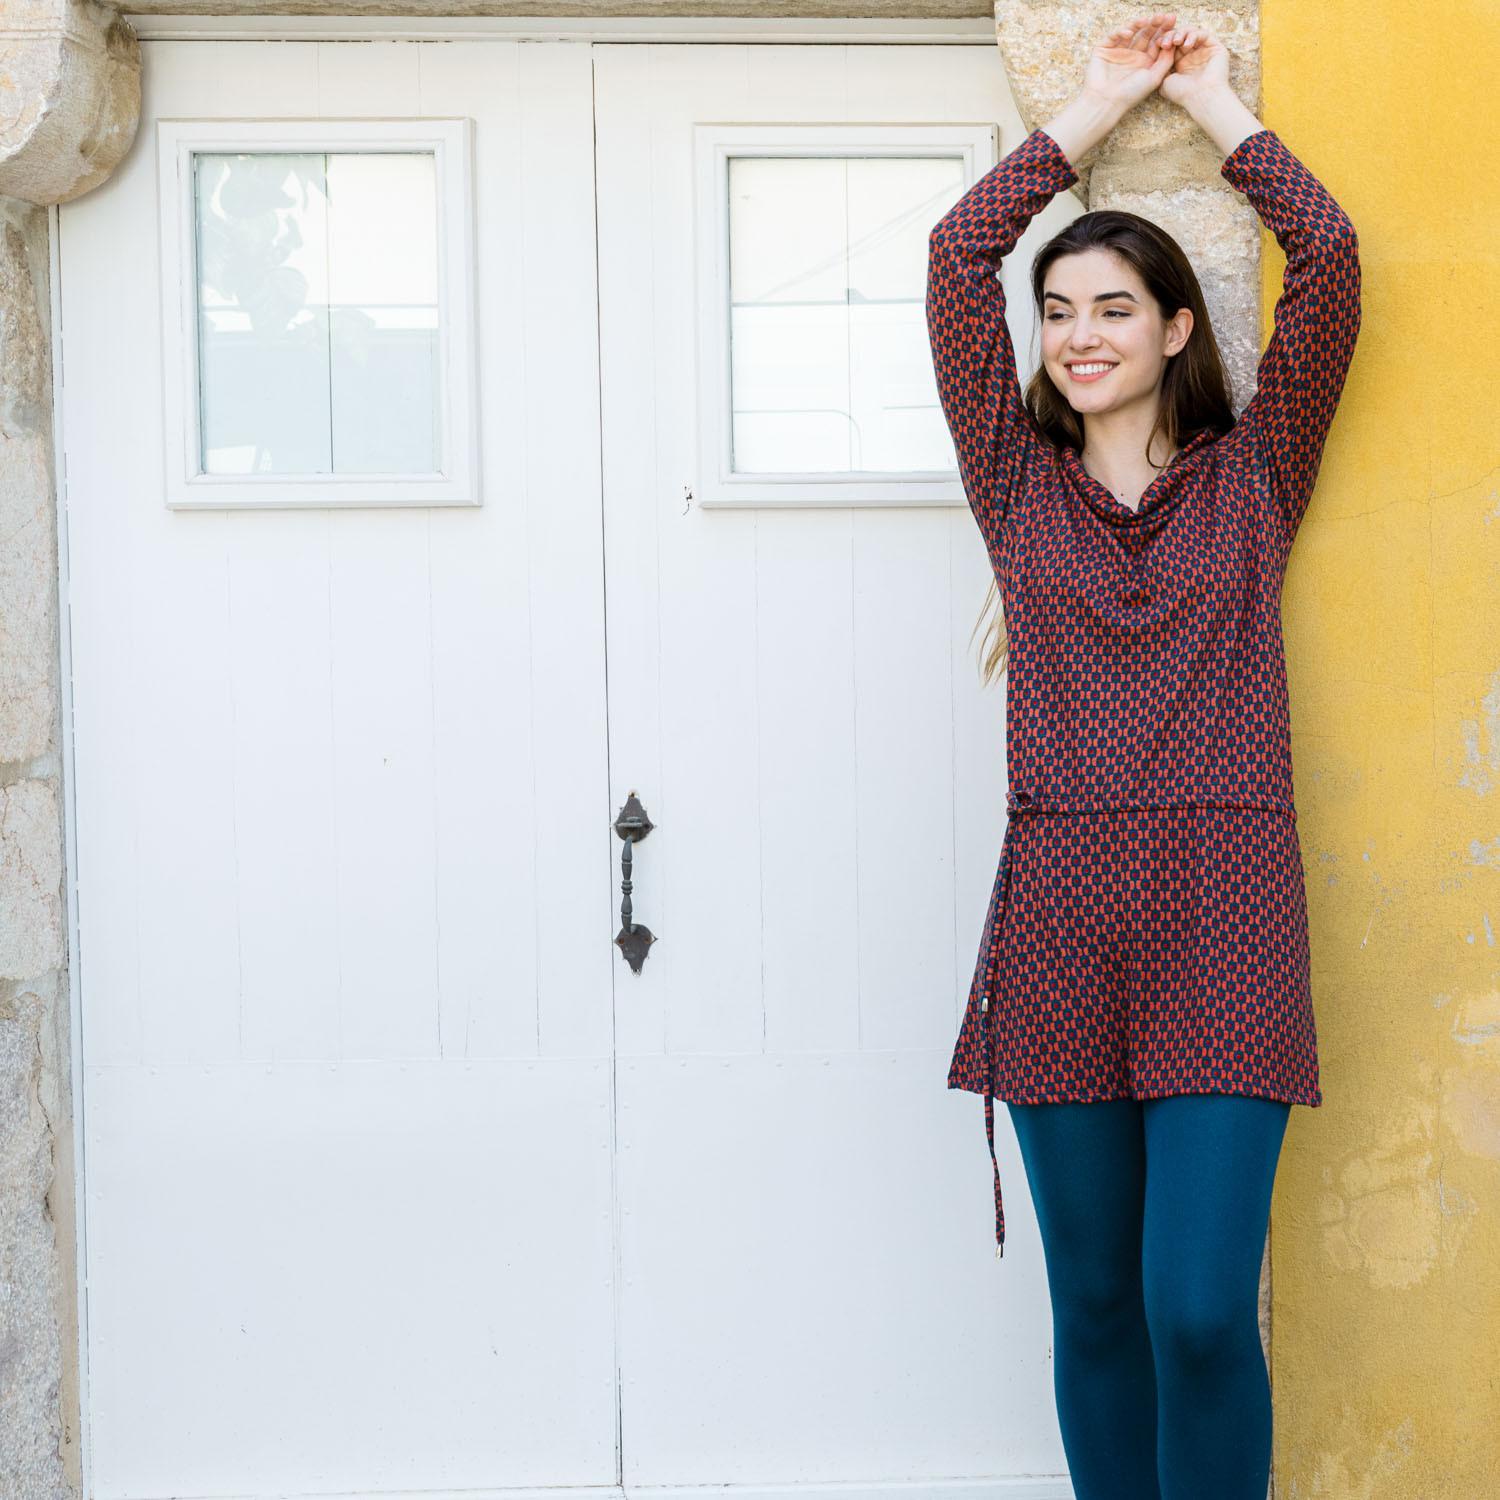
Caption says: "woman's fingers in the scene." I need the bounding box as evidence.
[1107,12,1175,43]
[1162,25,1205,50]
[1140,25,1171,55]
[1102,15,1178,61]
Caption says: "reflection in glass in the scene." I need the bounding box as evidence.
[194,151,441,476]
[727,155,967,476]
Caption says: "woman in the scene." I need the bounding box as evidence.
[926,13,1360,1500]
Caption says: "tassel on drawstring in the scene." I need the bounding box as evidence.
[980,824,1012,1264]
[957,806,1023,1263]
[984,1088,1005,1259]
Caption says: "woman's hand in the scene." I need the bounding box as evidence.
[1079,13,1181,111]
[1159,23,1233,106]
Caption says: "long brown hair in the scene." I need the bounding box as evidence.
[974,209,1237,685]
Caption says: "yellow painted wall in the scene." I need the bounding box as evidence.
[1260,2,1500,1494]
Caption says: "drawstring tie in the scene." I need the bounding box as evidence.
[978,788,1298,1262]
[981,792,1032,1258]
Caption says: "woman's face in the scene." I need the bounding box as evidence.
[1039,248,1192,417]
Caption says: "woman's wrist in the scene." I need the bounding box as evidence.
[1175,84,1265,158]
[1040,89,1130,169]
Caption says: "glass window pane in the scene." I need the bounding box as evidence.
[727,154,968,476]
[194,151,441,477]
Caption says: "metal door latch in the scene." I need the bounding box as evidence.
[613,791,656,973]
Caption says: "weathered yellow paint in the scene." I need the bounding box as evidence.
[1261,2,1500,1493]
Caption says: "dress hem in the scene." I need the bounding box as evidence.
[948,1078,1323,1107]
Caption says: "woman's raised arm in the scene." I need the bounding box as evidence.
[1164,28,1363,544]
[1218,128,1362,544]
[924,129,1080,549]
[926,14,1179,551]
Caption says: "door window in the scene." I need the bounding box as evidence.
[727,153,963,475]
[194,150,441,478]
[692,123,995,507]
[156,118,480,507]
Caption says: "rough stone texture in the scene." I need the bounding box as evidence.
[0,782,66,982]
[0,972,75,1500]
[0,219,60,768]
[0,197,79,1500]
[0,0,141,207]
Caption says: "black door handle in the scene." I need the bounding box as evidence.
[613,791,656,973]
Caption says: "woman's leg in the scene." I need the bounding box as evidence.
[1006,1099,1160,1500]
[1140,1094,1291,1500]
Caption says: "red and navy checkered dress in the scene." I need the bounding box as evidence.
[926,126,1361,1257]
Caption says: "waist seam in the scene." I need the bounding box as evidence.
[1005,793,1296,819]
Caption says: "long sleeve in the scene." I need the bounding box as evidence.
[926,127,1079,553]
[1219,128,1362,545]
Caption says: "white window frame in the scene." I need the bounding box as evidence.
[692,121,997,509]
[156,117,480,509]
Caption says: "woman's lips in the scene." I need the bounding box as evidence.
[1067,363,1117,383]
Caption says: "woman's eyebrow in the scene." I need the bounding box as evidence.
[1043,290,1141,305]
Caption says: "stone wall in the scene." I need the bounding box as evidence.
[1,5,139,1493]
[0,189,77,1500]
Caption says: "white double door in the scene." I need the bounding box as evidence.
[60,36,1066,1500]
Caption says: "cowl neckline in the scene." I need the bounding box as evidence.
[1058,426,1220,533]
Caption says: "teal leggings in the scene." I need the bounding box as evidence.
[1006,1094,1291,1500]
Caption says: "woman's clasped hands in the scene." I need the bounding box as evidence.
[1081,12,1233,112]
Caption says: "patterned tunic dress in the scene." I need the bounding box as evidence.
[925,126,1361,1256]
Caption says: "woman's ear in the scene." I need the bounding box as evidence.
[1165,307,1194,356]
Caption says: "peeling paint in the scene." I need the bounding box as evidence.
[1457,672,1500,797]
[1300,1416,1417,1500]
[1449,990,1500,1049]
[1445,1069,1500,1160]
[1317,1085,1478,1289]
[1468,835,1500,865]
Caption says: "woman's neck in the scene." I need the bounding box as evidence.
[1080,409,1179,509]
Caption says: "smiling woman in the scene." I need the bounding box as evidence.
[925,11,1361,1500]
[1031,219,1227,506]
